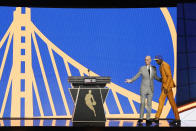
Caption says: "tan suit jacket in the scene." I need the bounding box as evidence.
[160,61,176,90]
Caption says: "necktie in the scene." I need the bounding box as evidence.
[148,67,150,76]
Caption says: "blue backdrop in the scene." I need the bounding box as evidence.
[0,7,176,119]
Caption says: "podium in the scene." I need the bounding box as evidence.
[68,76,111,126]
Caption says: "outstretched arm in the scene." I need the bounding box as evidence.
[125,67,142,83]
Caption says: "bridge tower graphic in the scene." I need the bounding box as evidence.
[0,7,177,126]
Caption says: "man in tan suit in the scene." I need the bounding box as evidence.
[153,55,180,126]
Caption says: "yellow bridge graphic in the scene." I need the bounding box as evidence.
[0,7,177,126]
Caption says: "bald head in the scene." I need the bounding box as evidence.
[145,56,151,65]
[145,56,151,60]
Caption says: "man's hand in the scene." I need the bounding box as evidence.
[163,88,171,94]
[164,88,168,94]
[125,79,133,83]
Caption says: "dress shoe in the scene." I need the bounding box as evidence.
[137,119,143,124]
[169,120,181,126]
[152,118,159,124]
[146,119,152,125]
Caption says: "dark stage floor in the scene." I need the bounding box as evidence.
[0,119,195,127]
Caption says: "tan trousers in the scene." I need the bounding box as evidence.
[155,88,180,120]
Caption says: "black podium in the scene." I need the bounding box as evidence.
[68,76,111,126]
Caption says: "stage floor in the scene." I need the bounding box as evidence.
[0,119,195,127]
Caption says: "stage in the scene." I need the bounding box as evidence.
[0,4,196,131]
[0,118,195,127]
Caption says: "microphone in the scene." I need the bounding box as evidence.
[88,69,90,76]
